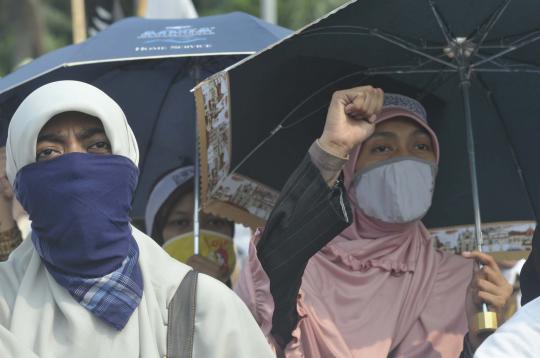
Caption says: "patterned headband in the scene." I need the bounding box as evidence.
[383,93,427,123]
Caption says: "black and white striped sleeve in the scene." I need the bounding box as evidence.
[256,144,352,348]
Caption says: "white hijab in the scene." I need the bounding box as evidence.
[6,80,139,184]
[474,296,540,357]
[0,81,273,358]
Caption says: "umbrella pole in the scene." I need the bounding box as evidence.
[193,63,202,256]
[458,65,498,333]
[194,120,201,256]
[458,67,484,252]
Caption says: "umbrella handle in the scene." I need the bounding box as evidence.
[472,311,498,334]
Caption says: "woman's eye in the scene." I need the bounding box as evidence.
[36,148,60,161]
[174,219,191,227]
[415,143,431,151]
[372,145,391,153]
[88,141,111,152]
[207,219,228,227]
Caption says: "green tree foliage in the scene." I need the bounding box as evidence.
[0,0,349,77]
[193,0,350,30]
[0,0,72,77]
[279,0,349,30]
[0,0,134,77]
[193,0,259,18]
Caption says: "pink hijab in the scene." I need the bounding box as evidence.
[287,95,467,356]
[236,94,471,357]
[332,93,440,275]
[307,94,442,350]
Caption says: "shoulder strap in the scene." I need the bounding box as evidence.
[167,270,198,358]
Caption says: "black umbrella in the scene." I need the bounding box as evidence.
[194,0,540,246]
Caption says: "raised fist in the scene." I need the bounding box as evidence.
[319,86,384,158]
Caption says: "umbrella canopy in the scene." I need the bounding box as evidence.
[194,0,540,231]
[0,12,291,220]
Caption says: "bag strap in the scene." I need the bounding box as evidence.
[166,270,198,358]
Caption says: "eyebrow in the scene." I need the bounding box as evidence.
[77,127,107,141]
[172,210,192,216]
[37,132,66,144]
[37,127,106,144]
[367,128,431,141]
[366,131,398,141]
[412,129,432,139]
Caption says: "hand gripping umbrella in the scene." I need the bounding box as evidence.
[195,0,540,330]
[0,12,290,255]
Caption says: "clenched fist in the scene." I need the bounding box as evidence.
[319,86,384,158]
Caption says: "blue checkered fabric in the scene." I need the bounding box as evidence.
[43,239,144,330]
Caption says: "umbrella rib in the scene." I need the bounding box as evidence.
[371,31,457,69]
[281,104,328,130]
[277,72,370,128]
[473,53,540,72]
[279,62,445,129]
[472,31,540,68]
[278,59,449,129]
[469,0,512,57]
[300,25,370,34]
[298,26,455,69]
[475,68,540,74]
[366,69,455,75]
[352,59,455,76]
[427,0,454,44]
[476,54,509,68]
[365,55,451,74]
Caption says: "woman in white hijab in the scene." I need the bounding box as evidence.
[0,80,273,358]
[473,295,540,357]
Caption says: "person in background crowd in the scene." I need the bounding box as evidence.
[498,258,526,319]
[0,80,274,358]
[145,166,237,285]
[472,230,540,357]
[0,147,22,261]
[235,86,513,357]
[472,291,540,357]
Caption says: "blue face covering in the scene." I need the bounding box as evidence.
[14,153,143,330]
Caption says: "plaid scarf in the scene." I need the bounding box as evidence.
[39,235,144,330]
[17,154,144,330]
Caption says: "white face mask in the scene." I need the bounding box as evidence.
[353,157,437,223]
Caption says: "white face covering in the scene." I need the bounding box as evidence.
[353,157,437,223]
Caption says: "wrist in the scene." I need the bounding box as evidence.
[317,136,351,160]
